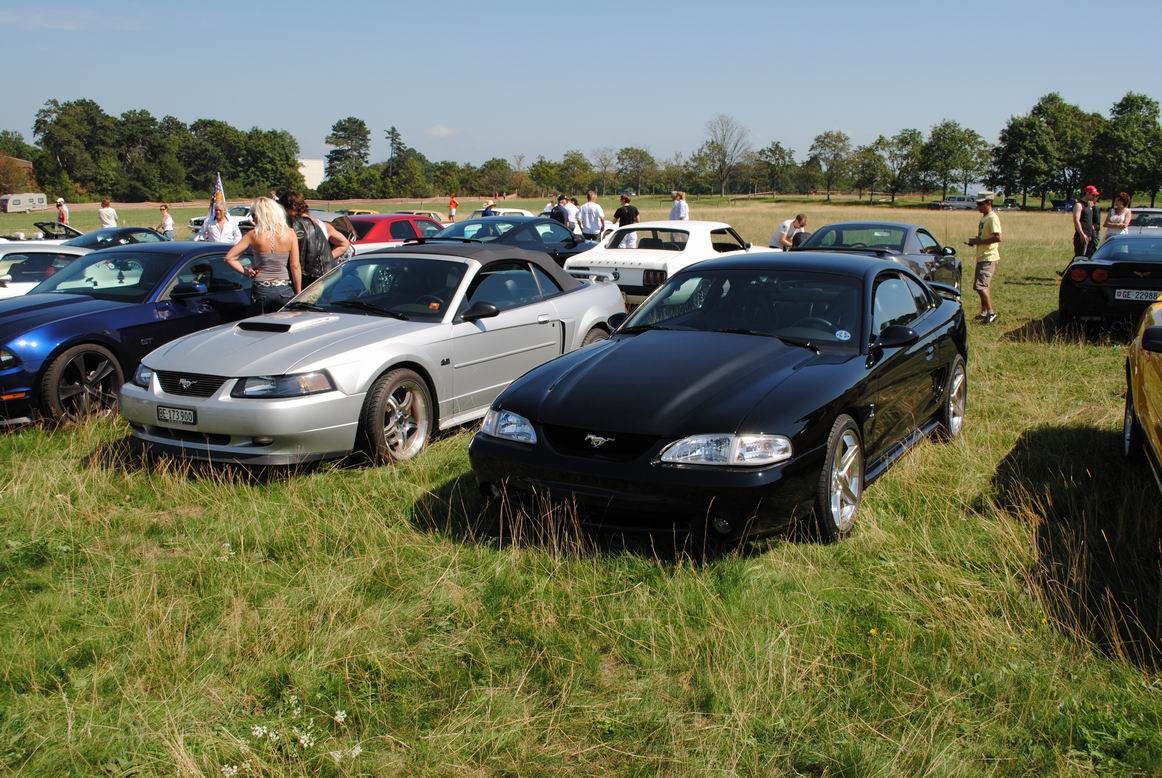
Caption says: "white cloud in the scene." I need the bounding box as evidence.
[425,124,455,139]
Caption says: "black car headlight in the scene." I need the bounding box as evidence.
[231,371,335,398]
[0,348,19,370]
[132,364,154,388]
[659,434,792,467]
[481,408,537,444]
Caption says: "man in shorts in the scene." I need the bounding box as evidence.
[966,191,1002,323]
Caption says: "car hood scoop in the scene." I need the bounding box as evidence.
[512,331,818,437]
[235,311,340,333]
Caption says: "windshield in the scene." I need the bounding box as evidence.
[290,256,467,321]
[802,225,907,253]
[1093,236,1162,262]
[1131,212,1162,229]
[63,228,163,249]
[623,268,863,348]
[29,250,176,303]
[434,219,521,242]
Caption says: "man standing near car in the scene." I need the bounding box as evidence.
[770,213,807,249]
[549,195,570,227]
[194,203,243,244]
[966,191,1002,324]
[1072,184,1101,260]
[612,194,640,248]
[577,190,605,241]
[448,192,458,223]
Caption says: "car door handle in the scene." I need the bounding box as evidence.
[925,345,935,361]
[538,314,551,324]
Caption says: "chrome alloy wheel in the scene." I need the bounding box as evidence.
[382,378,430,459]
[829,429,862,534]
[947,362,967,437]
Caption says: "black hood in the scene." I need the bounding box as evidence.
[501,330,827,437]
[0,293,131,342]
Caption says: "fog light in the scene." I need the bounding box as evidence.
[252,436,274,446]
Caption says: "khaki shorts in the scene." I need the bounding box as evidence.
[973,260,997,292]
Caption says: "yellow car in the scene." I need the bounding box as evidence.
[1124,302,1162,474]
[337,208,378,216]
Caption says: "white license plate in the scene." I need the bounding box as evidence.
[1114,289,1162,302]
[157,406,196,425]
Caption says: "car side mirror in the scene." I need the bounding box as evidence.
[461,301,500,322]
[743,241,752,249]
[171,281,208,299]
[608,312,628,330]
[0,274,10,287]
[874,324,919,349]
[1143,325,1162,353]
[941,246,956,256]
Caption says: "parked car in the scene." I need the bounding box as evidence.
[0,245,92,299]
[999,198,1021,210]
[0,243,261,422]
[469,207,535,219]
[395,209,450,226]
[119,245,625,465]
[348,214,445,253]
[563,220,755,305]
[425,217,596,266]
[470,252,968,547]
[189,205,252,236]
[336,208,379,216]
[1124,302,1162,475]
[0,222,84,244]
[794,221,962,289]
[1124,207,1162,233]
[61,226,167,250]
[934,195,976,210]
[1058,234,1162,326]
[1051,199,1076,212]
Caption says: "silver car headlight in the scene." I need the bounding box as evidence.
[231,371,335,398]
[0,348,20,369]
[132,364,154,388]
[659,434,792,467]
[481,408,537,444]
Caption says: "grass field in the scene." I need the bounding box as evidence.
[2,202,1161,775]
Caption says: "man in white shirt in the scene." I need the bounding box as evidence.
[563,197,581,236]
[770,213,808,249]
[577,190,605,240]
[669,191,689,220]
[194,204,243,244]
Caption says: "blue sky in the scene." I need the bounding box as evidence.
[2,0,1160,166]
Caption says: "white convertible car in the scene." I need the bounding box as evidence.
[0,244,92,299]
[120,244,625,465]
[564,220,756,305]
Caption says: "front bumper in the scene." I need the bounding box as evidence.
[119,380,365,465]
[0,365,38,421]
[469,431,823,537]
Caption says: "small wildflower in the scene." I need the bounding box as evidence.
[349,744,363,758]
[221,766,239,778]
[267,730,280,743]
[330,750,344,764]
[1041,617,1048,625]
[293,728,315,749]
[251,725,267,739]
[334,709,347,724]
[868,628,878,637]
[217,542,235,562]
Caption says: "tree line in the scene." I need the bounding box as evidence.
[2,92,1159,206]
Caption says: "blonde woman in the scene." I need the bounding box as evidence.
[226,197,300,313]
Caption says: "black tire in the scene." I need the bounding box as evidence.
[581,326,609,347]
[357,368,433,464]
[1123,381,1145,462]
[814,414,863,542]
[39,343,124,422]
[937,355,968,440]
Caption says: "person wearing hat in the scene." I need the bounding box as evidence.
[966,191,1002,324]
[55,197,69,226]
[548,195,570,227]
[1072,185,1101,259]
[481,199,497,217]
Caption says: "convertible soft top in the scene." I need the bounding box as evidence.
[364,243,582,291]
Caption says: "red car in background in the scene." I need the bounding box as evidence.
[348,214,444,252]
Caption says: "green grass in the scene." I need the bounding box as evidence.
[2,206,1161,775]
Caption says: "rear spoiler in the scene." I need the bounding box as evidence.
[568,269,617,283]
[928,281,961,300]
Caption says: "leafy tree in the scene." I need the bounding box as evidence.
[429,160,462,197]
[591,147,616,195]
[1030,92,1104,201]
[991,114,1055,207]
[383,125,407,181]
[528,156,560,195]
[0,157,32,194]
[34,98,120,198]
[476,157,513,196]
[808,130,851,201]
[657,152,686,193]
[0,130,38,162]
[953,129,991,197]
[756,141,797,193]
[703,114,751,196]
[558,150,593,194]
[879,128,924,204]
[795,156,823,195]
[922,120,968,200]
[324,117,371,180]
[615,147,655,195]
[1089,92,1161,204]
[851,143,888,200]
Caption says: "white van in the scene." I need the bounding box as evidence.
[937,195,976,210]
[0,193,49,213]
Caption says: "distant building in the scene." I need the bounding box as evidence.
[298,159,324,190]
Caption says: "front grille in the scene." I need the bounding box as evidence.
[541,424,657,462]
[157,371,228,398]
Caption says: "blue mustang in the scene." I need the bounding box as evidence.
[0,242,260,422]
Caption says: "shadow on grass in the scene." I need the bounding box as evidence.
[1002,312,1133,345]
[993,425,1161,669]
[408,473,796,565]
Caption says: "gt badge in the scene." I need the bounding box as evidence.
[585,433,615,448]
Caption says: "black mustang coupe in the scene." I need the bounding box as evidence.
[470,252,968,545]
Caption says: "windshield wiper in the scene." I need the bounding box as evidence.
[283,301,329,312]
[617,324,689,334]
[711,327,772,338]
[331,299,409,319]
[776,335,821,354]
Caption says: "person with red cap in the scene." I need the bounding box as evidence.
[1072,185,1101,260]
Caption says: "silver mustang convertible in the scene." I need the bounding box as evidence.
[119,245,625,464]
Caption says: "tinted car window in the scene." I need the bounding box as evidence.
[609,228,689,250]
[531,264,562,297]
[805,226,907,253]
[31,250,175,303]
[171,253,252,294]
[417,220,443,236]
[296,257,466,321]
[1093,236,1162,262]
[389,220,416,240]
[872,276,919,335]
[536,222,575,243]
[2,252,75,283]
[904,276,934,312]
[350,220,377,240]
[464,262,543,311]
[710,227,747,253]
[916,230,939,253]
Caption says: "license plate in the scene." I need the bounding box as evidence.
[1114,289,1162,302]
[157,406,196,425]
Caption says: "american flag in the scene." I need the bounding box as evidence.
[207,172,226,222]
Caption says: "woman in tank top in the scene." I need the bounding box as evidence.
[226,197,301,313]
[1103,191,1133,242]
